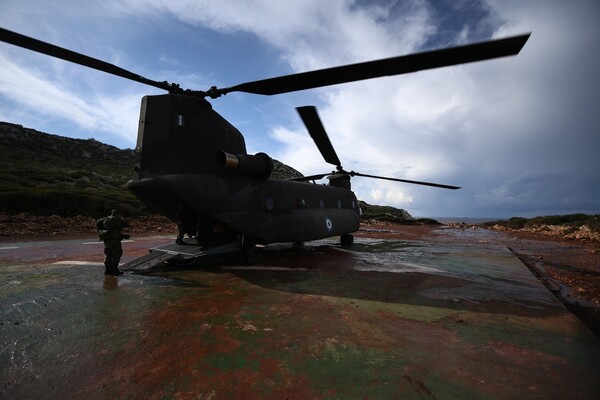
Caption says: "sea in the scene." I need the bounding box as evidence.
[427,217,506,224]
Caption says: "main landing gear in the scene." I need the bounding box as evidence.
[340,233,354,247]
[241,235,261,265]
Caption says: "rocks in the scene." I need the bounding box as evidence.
[488,223,600,242]
[0,213,177,239]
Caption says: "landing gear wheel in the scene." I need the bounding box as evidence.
[242,243,260,265]
[340,233,354,247]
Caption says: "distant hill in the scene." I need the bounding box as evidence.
[482,214,600,236]
[1,121,419,222]
[358,201,417,224]
[0,122,141,217]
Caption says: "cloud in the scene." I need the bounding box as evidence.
[0,52,144,144]
[477,171,600,215]
[114,0,433,67]
[370,188,413,206]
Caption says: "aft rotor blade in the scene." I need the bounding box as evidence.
[288,173,330,182]
[222,34,530,96]
[351,172,460,190]
[296,106,342,167]
[0,27,177,93]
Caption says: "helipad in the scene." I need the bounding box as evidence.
[1,236,599,399]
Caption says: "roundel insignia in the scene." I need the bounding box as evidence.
[325,217,333,231]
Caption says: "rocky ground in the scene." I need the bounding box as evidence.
[0,213,178,240]
[1,212,599,316]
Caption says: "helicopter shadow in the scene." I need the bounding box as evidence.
[152,238,567,319]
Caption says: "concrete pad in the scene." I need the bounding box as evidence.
[1,237,599,399]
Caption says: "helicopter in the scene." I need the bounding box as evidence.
[0,27,529,264]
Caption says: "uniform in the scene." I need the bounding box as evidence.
[98,210,130,275]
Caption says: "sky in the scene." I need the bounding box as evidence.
[0,0,599,218]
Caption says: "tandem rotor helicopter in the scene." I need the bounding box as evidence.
[0,27,529,265]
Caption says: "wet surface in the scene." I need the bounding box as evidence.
[1,235,600,399]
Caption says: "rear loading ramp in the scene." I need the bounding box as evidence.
[120,251,176,273]
[122,238,243,272]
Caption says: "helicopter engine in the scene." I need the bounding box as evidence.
[216,151,273,181]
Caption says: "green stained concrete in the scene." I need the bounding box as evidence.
[1,237,599,399]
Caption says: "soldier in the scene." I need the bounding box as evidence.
[97,209,130,275]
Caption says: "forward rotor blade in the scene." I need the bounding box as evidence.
[351,172,460,190]
[222,34,530,96]
[296,106,341,167]
[0,27,177,93]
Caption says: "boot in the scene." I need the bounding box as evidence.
[105,264,123,276]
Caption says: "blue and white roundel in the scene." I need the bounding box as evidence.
[325,217,333,231]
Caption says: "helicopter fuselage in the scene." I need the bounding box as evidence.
[127,94,360,245]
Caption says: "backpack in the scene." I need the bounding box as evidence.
[96,217,111,241]
[95,217,107,231]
